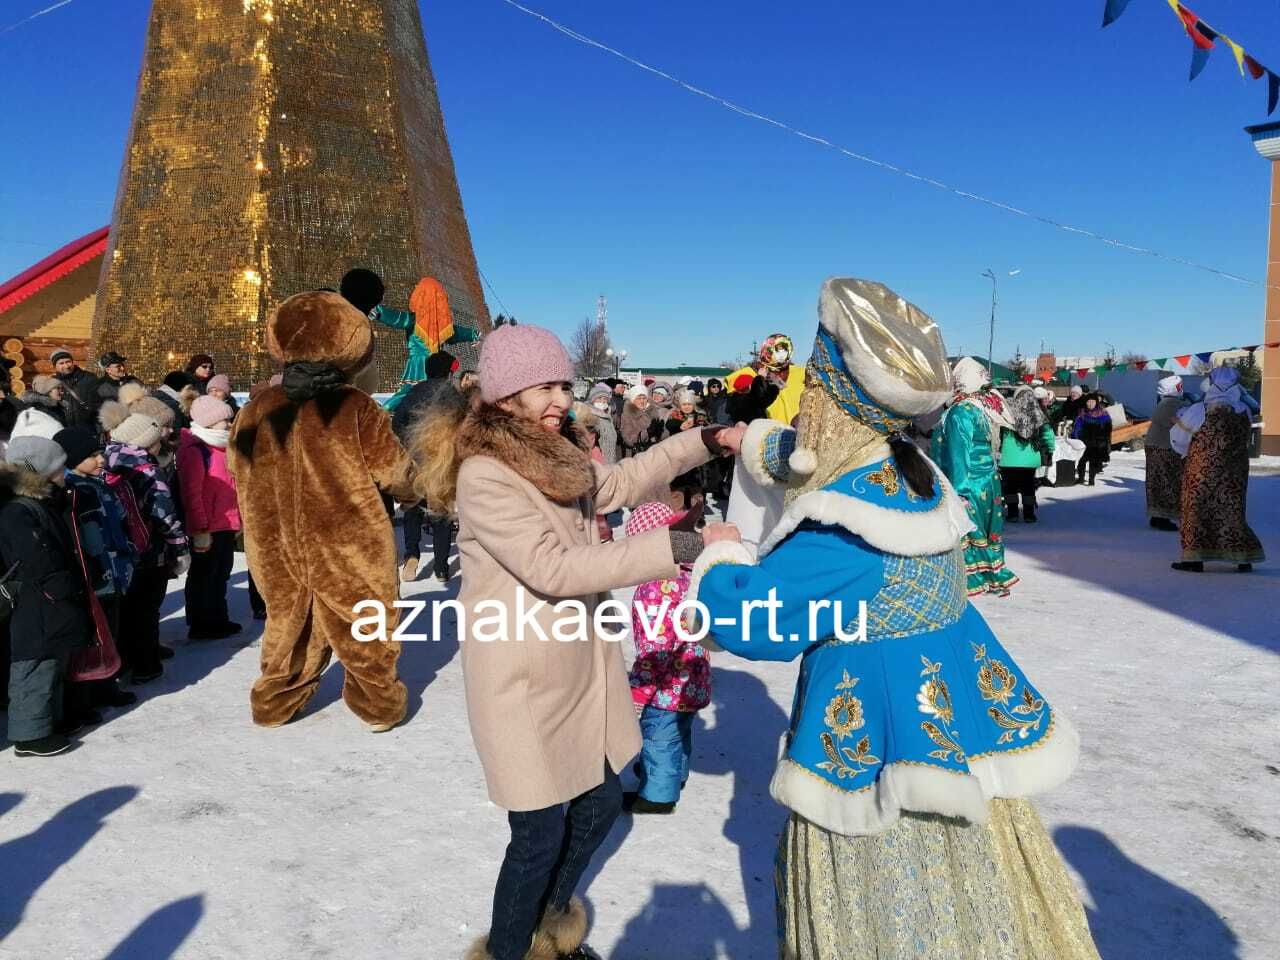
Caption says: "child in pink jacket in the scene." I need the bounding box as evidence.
[624,501,712,814]
[177,395,242,640]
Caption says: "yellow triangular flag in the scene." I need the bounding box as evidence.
[1225,36,1246,76]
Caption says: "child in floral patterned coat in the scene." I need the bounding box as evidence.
[624,501,712,814]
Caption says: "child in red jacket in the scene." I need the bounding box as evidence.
[177,395,242,640]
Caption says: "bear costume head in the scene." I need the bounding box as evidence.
[268,291,379,400]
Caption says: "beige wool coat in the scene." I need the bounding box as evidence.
[453,406,714,811]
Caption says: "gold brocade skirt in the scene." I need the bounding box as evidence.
[776,800,1101,960]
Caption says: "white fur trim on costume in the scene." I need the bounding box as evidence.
[967,711,1080,800]
[770,711,1080,837]
[818,280,953,417]
[770,757,990,837]
[758,459,973,558]
[684,539,757,651]
[788,446,817,476]
[739,418,793,488]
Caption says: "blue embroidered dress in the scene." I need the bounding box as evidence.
[691,425,1078,837]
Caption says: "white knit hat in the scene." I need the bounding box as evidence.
[109,413,163,450]
[624,383,649,401]
[10,408,63,442]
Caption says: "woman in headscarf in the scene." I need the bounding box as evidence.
[1145,376,1186,532]
[932,357,1018,595]
[689,277,1098,960]
[1170,366,1264,572]
[999,386,1054,523]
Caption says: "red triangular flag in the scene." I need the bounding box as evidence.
[1175,354,1192,366]
[1177,6,1216,50]
[1077,368,1090,378]
[1134,360,1148,369]
[1244,54,1266,80]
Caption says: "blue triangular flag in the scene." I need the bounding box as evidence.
[1195,351,1213,364]
[1269,71,1280,116]
[1102,0,1132,28]
[1190,46,1211,82]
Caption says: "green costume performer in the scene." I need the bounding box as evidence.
[932,357,1019,596]
[370,304,479,411]
[340,269,481,411]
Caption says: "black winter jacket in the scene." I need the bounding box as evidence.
[55,366,101,428]
[0,464,92,661]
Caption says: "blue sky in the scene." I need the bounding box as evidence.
[2,0,1278,367]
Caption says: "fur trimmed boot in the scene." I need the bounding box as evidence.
[463,898,587,960]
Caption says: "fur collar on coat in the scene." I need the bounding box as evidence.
[0,461,53,502]
[455,405,595,504]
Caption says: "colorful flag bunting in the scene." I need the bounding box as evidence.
[1244,54,1266,80]
[1152,358,1168,368]
[1195,351,1213,363]
[1175,5,1215,50]
[1077,368,1090,379]
[1189,45,1211,81]
[1101,0,1132,28]
[1226,37,1246,75]
[1134,360,1148,370]
[1175,354,1192,366]
[1269,71,1280,116]
[1113,362,1129,372]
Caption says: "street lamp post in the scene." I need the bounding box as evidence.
[605,347,628,378]
[981,268,1020,382]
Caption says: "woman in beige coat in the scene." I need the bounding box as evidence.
[415,324,742,960]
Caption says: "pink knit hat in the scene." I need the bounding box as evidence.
[191,394,233,428]
[625,501,682,537]
[206,373,231,393]
[478,324,575,404]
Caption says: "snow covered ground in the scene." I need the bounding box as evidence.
[2,451,1277,959]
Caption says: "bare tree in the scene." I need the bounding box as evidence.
[1120,351,1148,364]
[570,317,612,379]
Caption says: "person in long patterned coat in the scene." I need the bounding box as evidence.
[1145,375,1185,531]
[688,277,1098,960]
[1170,366,1264,572]
[932,357,1018,595]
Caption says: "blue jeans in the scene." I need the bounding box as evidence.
[487,765,621,960]
[637,705,694,803]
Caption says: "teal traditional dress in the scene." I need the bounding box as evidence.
[689,420,1096,960]
[370,305,480,410]
[932,397,1018,596]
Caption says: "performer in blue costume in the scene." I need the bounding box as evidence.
[690,278,1098,960]
[339,269,480,411]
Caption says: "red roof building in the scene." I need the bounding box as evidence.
[0,227,109,389]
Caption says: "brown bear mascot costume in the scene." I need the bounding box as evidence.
[230,291,415,730]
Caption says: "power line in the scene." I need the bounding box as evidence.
[0,0,76,38]
[495,0,1261,290]
[477,266,510,317]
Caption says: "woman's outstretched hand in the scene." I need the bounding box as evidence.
[702,522,741,545]
[713,423,747,456]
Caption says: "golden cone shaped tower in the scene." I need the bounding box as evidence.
[93,0,489,388]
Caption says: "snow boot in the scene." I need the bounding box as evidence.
[1149,517,1178,532]
[14,734,71,757]
[464,897,586,960]
[1238,563,1253,573]
[400,557,419,583]
[622,792,675,815]
[1171,561,1203,573]
[158,645,175,660]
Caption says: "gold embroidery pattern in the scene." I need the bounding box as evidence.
[917,656,966,762]
[864,460,901,497]
[972,643,1045,745]
[817,670,881,780]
